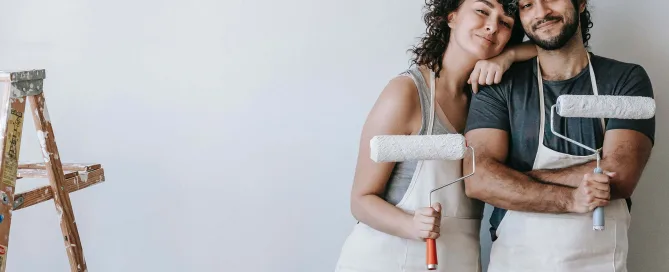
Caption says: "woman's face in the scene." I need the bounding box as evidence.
[449,0,516,59]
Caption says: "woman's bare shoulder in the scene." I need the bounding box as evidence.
[364,73,422,135]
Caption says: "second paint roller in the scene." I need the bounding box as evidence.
[370,134,474,271]
[550,94,656,230]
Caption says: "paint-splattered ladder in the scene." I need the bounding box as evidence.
[0,69,106,271]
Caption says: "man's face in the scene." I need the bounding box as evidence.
[517,0,581,50]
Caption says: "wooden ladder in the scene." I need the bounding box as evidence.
[0,69,106,271]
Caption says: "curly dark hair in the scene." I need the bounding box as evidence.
[408,0,526,78]
[573,0,593,48]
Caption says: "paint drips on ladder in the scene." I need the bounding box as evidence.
[56,204,64,223]
[33,104,51,123]
[41,105,50,123]
[37,130,51,162]
[79,171,88,182]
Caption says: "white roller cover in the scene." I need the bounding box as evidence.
[369,134,466,162]
[556,95,656,119]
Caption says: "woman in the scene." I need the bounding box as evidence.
[335,0,536,271]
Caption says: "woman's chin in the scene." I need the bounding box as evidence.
[467,48,501,60]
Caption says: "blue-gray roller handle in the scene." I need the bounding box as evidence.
[593,167,605,230]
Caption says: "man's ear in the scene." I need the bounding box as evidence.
[578,0,587,13]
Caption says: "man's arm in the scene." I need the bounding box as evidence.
[525,129,652,199]
[463,83,612,214]
[526,165,589,188]
[463,128,574,213]
[525,64,655,199]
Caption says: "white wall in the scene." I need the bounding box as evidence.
[0,0,664,271]
[587,1,669,271]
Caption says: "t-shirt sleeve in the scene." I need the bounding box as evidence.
[465,85,510,133]
[606,65,656,145]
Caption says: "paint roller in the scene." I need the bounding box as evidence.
[550,94,656,230]
[370,134,475,270]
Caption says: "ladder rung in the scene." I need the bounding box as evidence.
[18,162,101,172]
[12,168,105,211]
[17,169,79,179]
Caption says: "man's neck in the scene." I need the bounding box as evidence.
[536,37,590,81]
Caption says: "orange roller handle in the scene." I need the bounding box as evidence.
[426,238,438,270]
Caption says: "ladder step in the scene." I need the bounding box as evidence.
[12,168,105,211]
[18,162,101,172]
[17,169,79,179]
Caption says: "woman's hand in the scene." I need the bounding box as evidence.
[468,52,514,93]
[468,41,538,93]
[406,203,442,241]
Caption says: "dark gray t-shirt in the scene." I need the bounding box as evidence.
[464,53,655,241]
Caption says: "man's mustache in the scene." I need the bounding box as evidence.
[532,15,563,31]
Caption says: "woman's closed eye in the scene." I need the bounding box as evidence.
[476,9,489,15]
[476,9,512,28]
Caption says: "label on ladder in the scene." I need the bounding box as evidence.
[1,108,23,187]
[0,244,7,271]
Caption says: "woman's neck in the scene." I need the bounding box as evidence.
[435,43,478,96]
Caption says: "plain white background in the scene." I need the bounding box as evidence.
[0,0,664,271]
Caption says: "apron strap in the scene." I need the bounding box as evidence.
[428,70,436,136]
[535,52,605,147]
[585,53,606,131]
[536,58,547,145]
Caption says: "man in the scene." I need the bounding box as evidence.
[462,0,655,271]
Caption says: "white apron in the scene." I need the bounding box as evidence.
[335,70,484,272]
[487,55,631,272]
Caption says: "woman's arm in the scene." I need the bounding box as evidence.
[468,41,538,93]
[503,40,538,62]
[350,75,441,241]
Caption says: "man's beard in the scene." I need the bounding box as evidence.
[525,12,580,50]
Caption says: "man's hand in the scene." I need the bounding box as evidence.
[524,129,652,199]
[570,172,615,213]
